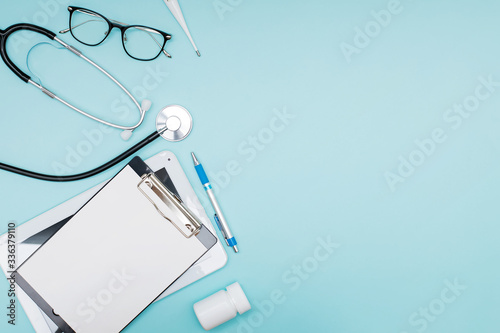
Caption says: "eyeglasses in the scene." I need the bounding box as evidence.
[59,6,172,61]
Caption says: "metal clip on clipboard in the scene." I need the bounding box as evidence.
[138,173,201,238]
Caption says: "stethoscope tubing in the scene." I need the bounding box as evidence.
[0,131,161,182]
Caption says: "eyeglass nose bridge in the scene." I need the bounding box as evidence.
[109,20,129,31]
[103,21,128,42]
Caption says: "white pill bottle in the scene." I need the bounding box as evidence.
[193,282,251,330]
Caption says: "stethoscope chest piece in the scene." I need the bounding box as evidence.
[156,105,193,142]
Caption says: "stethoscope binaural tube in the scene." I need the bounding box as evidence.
[0,23,148,139]
[0,131,162,182]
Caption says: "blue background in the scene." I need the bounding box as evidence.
[1,0,499,332]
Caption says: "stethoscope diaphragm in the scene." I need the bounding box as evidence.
[156,105,193,142]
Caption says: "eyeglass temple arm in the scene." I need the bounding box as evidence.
[59,19,103,34]
[60,10,105,34]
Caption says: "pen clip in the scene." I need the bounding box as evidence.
[214,214,229,245]
[138,173,201,238]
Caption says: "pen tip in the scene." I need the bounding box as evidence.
[196,50,201,57]
[191,152,199,165]
[233,245,239,253]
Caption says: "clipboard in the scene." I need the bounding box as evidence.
[12,156,218,333]
[0,151,227,333]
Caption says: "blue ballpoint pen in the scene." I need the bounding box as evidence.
[191,152,238,253]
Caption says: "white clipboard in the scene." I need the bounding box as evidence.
[0,151,227,333]
[12,156,218,333]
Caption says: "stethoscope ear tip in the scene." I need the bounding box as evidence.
[141,99,152,113]
[121,130,133,141]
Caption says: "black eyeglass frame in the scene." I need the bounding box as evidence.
[66,6,172,61]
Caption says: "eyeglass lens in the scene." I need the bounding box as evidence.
[70,9,110,46]
[123,27,164,60]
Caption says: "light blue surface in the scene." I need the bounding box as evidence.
[1,1,499,332]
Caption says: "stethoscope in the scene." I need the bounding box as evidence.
[0,23,193,182]
[1,23,149,140]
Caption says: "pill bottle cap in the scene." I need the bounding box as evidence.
[226,282,251,314]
